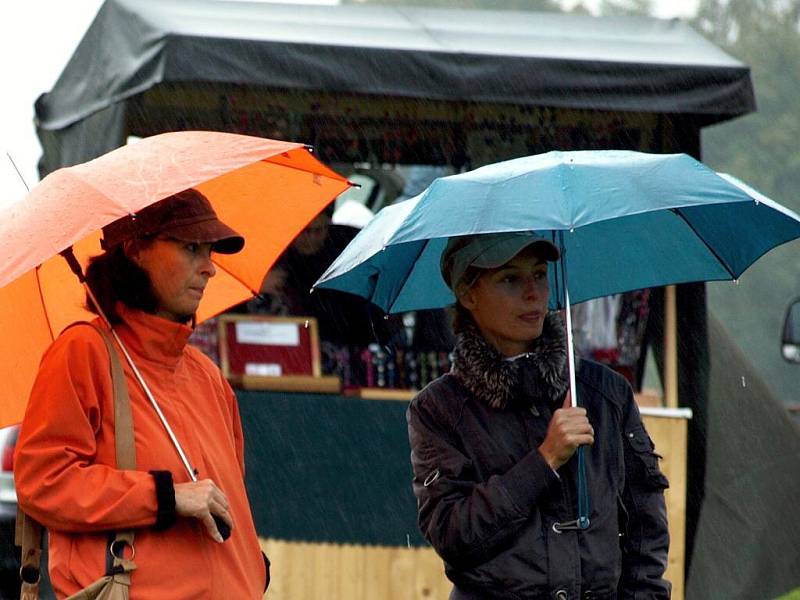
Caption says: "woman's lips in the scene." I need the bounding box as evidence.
[518,311,543,323]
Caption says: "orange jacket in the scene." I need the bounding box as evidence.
[14,305,266,599]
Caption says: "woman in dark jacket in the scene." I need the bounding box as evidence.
[407,232,671,600]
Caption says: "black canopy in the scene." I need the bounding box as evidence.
[36,0,754,173]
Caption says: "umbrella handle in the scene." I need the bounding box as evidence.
[213,515,232,541]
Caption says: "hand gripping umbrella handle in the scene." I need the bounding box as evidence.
[102,294,233,542]
[213,516,232,541]
[97,293,232,541]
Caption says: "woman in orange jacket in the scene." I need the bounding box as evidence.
[14,189,269,598]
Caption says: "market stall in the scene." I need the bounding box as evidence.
[34,2,754,597]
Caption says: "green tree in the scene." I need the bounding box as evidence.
[693,0,800,407]
[694,0,800,207]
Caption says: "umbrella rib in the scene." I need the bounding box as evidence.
[212,259,260,297]
[261,158,347,184]
[671,209,737,279]
[34,266,56,341]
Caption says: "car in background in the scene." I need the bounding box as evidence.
[781,298,800,419]
[0,424,20,599]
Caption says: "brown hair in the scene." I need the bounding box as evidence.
[449,265,484,335]
[84,239,160,324]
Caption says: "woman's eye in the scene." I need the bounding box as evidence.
[186,243,200,253]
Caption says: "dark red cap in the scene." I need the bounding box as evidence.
[101,188,244,254]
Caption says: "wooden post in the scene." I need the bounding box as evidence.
[664,285,678,408]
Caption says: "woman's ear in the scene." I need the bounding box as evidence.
[123,240,141,266]
[456,282,477,310]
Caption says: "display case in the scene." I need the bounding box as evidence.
[218,314,341,393]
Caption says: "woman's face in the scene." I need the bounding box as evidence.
[129,237,217,322]
[459,246,550,357]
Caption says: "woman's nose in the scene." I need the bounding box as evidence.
[201,254,216,277]
[522,275,543,299]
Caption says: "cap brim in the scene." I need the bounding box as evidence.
[163,219,245,254]
[472,237,560,269]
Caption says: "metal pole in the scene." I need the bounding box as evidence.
[664,284,678,408]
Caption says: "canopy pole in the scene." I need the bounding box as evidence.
[664,284,678,408]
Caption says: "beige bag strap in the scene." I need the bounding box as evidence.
[15,510,42,600]
[17,322,137,598]
[98,326,136,471]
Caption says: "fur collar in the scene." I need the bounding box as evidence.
[450,312,570,410]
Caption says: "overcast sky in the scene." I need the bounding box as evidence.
[0,0,700,207]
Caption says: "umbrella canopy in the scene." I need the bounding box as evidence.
[0,131,352,428]
[316,150,800,314]
[316,149,800,532]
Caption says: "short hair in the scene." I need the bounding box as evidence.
[448,264,484,335]
[84,241,159,324]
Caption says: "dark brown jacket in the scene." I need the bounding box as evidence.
[407,314,670,600]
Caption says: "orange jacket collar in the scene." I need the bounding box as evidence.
[113,303,194,369]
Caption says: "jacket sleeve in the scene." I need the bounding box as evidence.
[407,387,560,569]
[618,384,672,600]
[14,328,160,532]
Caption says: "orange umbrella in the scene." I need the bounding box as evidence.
[0,131,353,428]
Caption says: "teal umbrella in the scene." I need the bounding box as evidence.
[316,151,800,313]
[314,149,800,530]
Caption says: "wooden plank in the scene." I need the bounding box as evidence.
[337,543,367,599]
[664,285,678,408]
[259,537,288,599]
[388,546,416,600]
[313,542,339,598]
[413,547,450,600]
[346,387,416,402]
[642,414,687,600]
[363,545,393,599]
[233,374,341,393]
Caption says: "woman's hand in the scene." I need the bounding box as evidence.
[174,479,233,543]
[538,391,594,471]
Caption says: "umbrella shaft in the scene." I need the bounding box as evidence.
[564,286,578,409]
[108,327,198,482]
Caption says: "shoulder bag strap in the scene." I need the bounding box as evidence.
[94,326,136,471]
[17,322,137,599]
[90,326,137,578]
